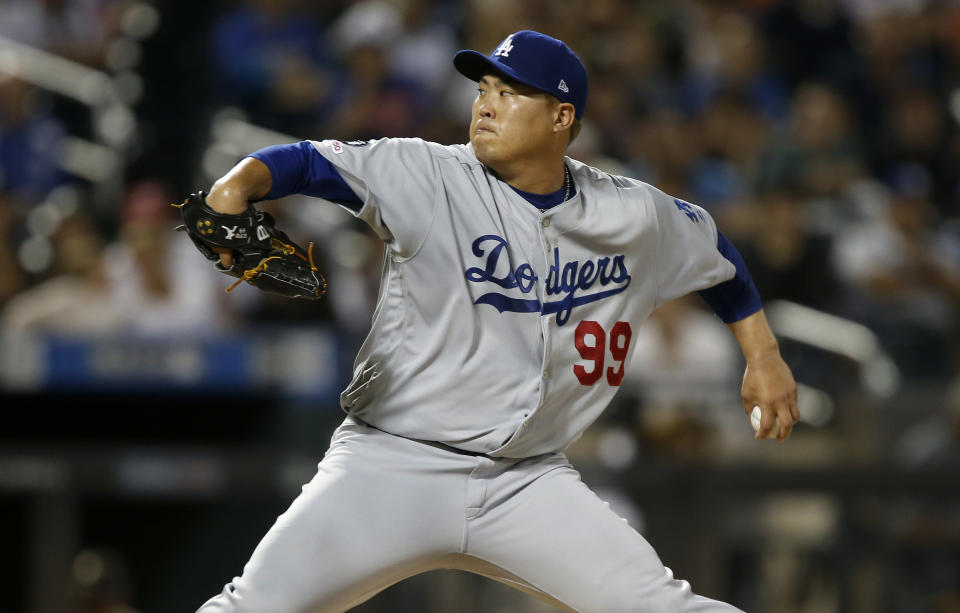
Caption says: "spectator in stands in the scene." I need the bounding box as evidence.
[846,7,943,125]
[870,85,959,220]
[758,0,858,91]
[101,180,240,337]
[688,92,768,210]
[735,188,840,312]
[0,210,120,335]
[832,174,960,380]
[628,107,699,200]
[386,0,459,105]
[0,76,69,205]
[755,81,866,199]
[210,0,342,135]
[322,0,424,139]
[0,0,126,69]
[0,193,26,305]
[678,8,789,122]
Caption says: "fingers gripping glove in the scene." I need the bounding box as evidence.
[172,191,327,299]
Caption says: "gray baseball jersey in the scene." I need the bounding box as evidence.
[196,137,747,613]
[318,137,735,457]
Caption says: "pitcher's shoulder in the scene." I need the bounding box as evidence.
[566,158,661,200]
[375,139,480,166]
[435,142,482,166]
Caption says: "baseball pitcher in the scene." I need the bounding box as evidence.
[186,30,799,613]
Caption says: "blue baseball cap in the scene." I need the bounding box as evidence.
[454,30,588,120]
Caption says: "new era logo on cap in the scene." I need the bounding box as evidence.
[453,30,589,120]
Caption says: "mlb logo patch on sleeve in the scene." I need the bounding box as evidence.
[673,199,705,223]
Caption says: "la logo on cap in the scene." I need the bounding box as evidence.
[494,35,514,58]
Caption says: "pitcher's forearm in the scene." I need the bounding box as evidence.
[206,158,273,214]
[727,308,779,364]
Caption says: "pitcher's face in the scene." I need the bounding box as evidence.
[470,74,559,168]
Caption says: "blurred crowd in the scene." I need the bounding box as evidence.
[1,0,959,458]
[0,0,957,380]
[0,0,957,457]
[1,2,960,611]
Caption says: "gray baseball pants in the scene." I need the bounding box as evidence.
[196,417,743,613]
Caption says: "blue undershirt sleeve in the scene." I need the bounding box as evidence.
[697,231,763,323]
[246,141,363,211]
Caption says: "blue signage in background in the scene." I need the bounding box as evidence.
[0,327,344,402]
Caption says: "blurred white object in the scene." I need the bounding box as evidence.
[765,299,900,398]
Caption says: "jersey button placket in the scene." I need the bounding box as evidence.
[532,216,554,435]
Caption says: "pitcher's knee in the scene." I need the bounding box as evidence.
[195,582,238,613]
[196,581,300,613]
[599,573,699,613]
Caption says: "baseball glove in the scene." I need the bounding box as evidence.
[172,191,327,299]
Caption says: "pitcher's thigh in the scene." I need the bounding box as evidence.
[196,434,465,612]
[469,466,743,613]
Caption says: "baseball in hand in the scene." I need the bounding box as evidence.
[751,405,779,439]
